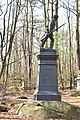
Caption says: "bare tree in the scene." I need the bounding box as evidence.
[67,0,72,89]
[0,0,21,92]
[76,0,80,70]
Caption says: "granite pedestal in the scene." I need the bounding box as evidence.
[33,48,61,101]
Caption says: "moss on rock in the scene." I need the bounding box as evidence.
[14,101,80,120]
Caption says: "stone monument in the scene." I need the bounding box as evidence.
[33,15,61,101]
[75,75,80,91]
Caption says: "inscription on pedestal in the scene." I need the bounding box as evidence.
[41,69,53,87]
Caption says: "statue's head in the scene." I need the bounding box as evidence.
[54,15,58,20]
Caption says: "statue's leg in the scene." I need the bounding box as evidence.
[50,36,54,49]
[41,39,46,47]
[41,36,48,48]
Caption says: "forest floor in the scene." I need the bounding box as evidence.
[61,90,80,106]
[0,89,80,120]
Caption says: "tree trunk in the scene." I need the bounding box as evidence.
[67,1,72,89]
[76,0,80,70]
[55,0,58,30]
[28,2,34,89]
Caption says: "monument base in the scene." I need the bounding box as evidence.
[33,48,61,101]
[34,90,61,101]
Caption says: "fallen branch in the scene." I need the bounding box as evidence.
[16,102,25,114]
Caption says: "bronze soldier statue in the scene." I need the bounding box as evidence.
[40,15,58,49]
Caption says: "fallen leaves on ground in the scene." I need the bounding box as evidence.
[0,90,80,120]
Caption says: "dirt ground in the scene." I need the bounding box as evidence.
[61,90,80,106]
[0,90,80,120]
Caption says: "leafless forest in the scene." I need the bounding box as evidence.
[0,0,80,94]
